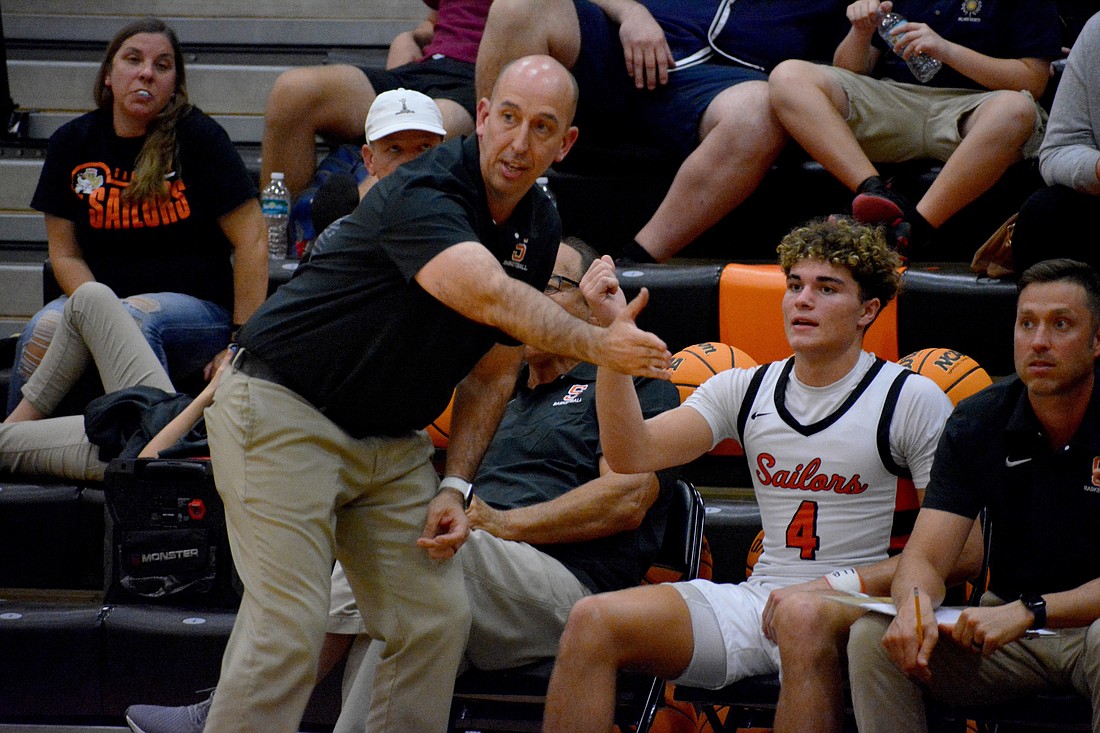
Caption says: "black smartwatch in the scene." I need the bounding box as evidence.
[1020,593,1047,629]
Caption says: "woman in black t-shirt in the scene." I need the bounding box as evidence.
[6,17,267,416]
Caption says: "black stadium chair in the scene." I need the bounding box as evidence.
[448,478,706,733]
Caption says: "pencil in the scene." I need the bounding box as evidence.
[913,587,924,646]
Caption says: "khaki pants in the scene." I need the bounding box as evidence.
[331,529,591,732]
[0,282,174,481]
[849,594,1100,733]
[204,366,469,733]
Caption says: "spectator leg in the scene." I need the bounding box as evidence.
[261,65,380,195]
[544,584,693,732]
[636,80,787,261]
[770,59,879,192]
[475,0,581,101]
[916,90,1035,228]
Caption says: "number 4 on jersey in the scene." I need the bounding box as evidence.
[786,500,820,560]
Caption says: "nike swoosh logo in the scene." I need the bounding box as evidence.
[750,411,772,420]
[1005,457,1032,468]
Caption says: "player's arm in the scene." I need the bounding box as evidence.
[415,242,671,379]
[467,457,660,543]
[580,255,713,474]
[588,0,674,89]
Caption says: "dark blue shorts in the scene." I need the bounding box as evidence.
[572,0,766,157]
[360,56,476,120]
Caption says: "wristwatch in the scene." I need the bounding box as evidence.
[438,476,474,508]
[1020,593,1047,630]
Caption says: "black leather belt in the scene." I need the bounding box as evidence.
[230,347,285,386]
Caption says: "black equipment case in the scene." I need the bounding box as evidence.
[104,458,240,608]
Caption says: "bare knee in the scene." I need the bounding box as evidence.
[559,595,619,664]
[774,593,851,658]
[702,80,785,150]
[972,91,1038,144]
[769,59,823,100]
[266,65,373,133]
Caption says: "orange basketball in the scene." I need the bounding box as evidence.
[898,348,993,407]
[670,342,758,403]
[424,390,455,449]
[745,529,765,580]
[670,343,758,457]
[648,687,699,733]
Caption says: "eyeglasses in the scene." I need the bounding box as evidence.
[544,274,581,295]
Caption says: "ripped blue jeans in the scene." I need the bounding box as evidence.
[6,290,230,415]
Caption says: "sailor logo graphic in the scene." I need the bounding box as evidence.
[960,0,982,20]
[554,383,589,406]
[512,232,528,262]
[74,167,105,195]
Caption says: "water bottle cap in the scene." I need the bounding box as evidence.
[536,176,549,185]
[271,172,285,180]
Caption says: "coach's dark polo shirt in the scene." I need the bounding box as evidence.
[923,369,1100,600]
[238,136,558,438]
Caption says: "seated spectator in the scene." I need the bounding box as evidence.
[848,259,1100,733]
[1013,12,1100,273]
[6,17,267,417]
[542,217,982,733]
[769,0,1061,256]
[260,0,487,196]
[475,0,850,263]
[122,236,680,733]
[1,282,220,481]
[305,87,445,259]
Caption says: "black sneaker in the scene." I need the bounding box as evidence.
[851,185,913,226]
[883,219,914,260]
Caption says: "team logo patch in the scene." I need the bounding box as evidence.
[502,231,530,272]
[553,383,588,406]
[74,167,105,195]
[959,0,982,20]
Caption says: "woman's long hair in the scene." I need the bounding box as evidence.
[94,17,191,201]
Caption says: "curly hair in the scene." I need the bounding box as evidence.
[776,216,902,307]
[94,17,191,202]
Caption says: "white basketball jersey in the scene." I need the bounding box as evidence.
[736,357,913,583]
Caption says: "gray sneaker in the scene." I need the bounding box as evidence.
[125,691,213,733]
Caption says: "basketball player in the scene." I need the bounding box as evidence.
[848,259,1100,733]
[195,56,670,733]
[543,216,982,733]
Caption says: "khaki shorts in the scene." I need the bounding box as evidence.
[829,66,1047,162]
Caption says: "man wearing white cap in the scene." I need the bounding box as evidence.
[308,88,446,259]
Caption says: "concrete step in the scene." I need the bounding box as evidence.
[3,0,423,46]
[9,59,288,116]
[0,262,43,319]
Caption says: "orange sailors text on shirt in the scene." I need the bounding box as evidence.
[70,162,191,230]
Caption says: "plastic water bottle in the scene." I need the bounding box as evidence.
[535,176,558,209]
[878,10,942,83]
[261,171,291,259]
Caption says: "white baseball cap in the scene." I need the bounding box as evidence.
[364,88,447,142]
